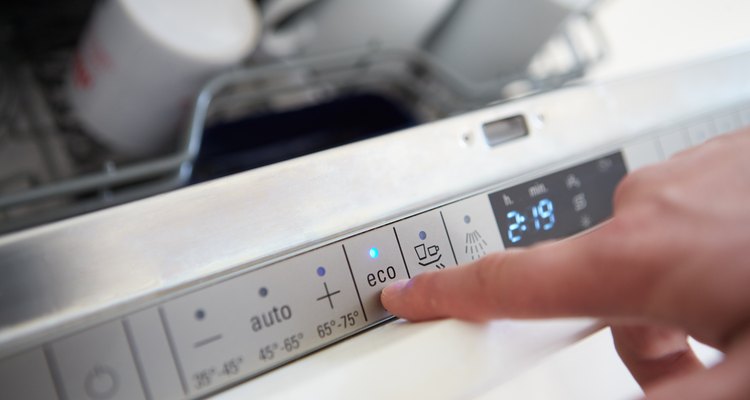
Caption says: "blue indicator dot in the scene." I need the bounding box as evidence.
[316,266,326,277]
[369,247,380,259]
[259,287,268,297]
[418,231,427,240]
[195,309,205,321]
[464,215,471,224]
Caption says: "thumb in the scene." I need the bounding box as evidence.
[642,333,750,400]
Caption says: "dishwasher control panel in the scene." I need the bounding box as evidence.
[2,150,629,400]
[155,152,626,398]
[2,88,750,399]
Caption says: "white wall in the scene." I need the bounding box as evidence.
[591,0,750,79]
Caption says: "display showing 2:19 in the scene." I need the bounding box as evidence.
[506,198,556,243]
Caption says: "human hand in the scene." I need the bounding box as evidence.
[381,130,750,399]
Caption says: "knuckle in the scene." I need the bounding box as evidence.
[615,167,682,221]
[613,168,647,210]
[412,271,448,311]
[410,271,436,295]
[472,253,510,312]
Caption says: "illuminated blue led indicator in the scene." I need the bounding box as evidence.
[316,266,326,277]
[369,247,380,259]
[418,231,427,240]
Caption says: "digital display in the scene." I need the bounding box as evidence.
[489,153,627,248]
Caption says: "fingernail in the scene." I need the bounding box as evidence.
[381,279,410,299]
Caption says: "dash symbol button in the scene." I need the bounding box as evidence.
[194,334,223,349]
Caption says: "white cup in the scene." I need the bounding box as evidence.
[68,0,262,157]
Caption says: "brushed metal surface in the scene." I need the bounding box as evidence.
[1,48,750,355]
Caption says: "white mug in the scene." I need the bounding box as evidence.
[68,0,262,157]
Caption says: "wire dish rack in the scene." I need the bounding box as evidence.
[0,10,606,235]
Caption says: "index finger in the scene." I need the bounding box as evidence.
[380,218,661,322]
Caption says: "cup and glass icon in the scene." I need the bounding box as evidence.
[414,231,446,269]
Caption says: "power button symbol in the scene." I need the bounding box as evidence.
[84,365,119,399]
